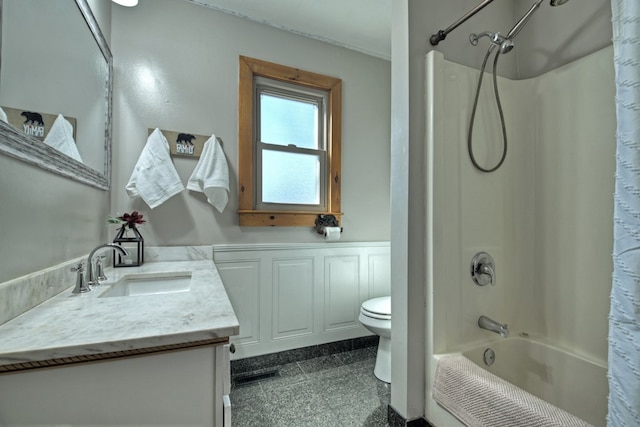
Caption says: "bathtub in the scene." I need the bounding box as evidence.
[429,337,608,427]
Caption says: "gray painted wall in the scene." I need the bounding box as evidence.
[514,0,612,78]
[426,0,612,79]
[87,0,111,42]
[0,156,109,284]
[109,0,392,246]
[0,0,112,284]
[0,0,391,286]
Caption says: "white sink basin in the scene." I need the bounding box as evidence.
[99,272,192,298]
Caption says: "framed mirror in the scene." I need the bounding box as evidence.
[0,0,113,190]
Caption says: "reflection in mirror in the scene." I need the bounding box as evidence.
[0,0,112,189]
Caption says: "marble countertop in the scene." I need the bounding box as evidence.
[0,259,239,367]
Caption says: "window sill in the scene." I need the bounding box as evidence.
[238,211,342,227]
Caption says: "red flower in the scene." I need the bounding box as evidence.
[118,211,146,228]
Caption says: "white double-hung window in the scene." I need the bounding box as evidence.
[238,56,342,227]
[256,77,327,210]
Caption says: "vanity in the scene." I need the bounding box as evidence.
[0,247,239,426]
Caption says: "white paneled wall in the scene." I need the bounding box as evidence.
[426,47,614,356]
[214,261,261,346]
[273,257,314,339]
[324,255,360,332]
[214,242,390,359]
[425,46,615,426]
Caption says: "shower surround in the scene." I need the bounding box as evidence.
[424,46,615,426]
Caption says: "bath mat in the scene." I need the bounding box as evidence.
[433,355,592,427]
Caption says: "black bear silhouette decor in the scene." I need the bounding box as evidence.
[21,111,44,126]
[177,133,196,145]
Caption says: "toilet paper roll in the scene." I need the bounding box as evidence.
[324,226,341,241]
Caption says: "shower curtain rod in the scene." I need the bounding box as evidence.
[429,0,496,46]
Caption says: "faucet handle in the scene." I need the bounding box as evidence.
[471,252,496,286]
[71,262,91,294]
[96,256,107,281]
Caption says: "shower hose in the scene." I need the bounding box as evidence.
[468,45,508,173]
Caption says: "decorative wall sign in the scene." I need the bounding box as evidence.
[2,106,77,141]
[148,128,221,159]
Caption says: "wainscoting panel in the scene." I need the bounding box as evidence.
[213,242,390,359]
[369,253,392,298]
[324,255,360,332]
[215,260,261,346]
[272,258,314,340]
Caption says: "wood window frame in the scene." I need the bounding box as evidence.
[238,56,342,227]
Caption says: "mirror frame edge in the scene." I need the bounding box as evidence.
[0,0,113,190]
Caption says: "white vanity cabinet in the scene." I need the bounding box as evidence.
[0,258,238,427]
[0,343,233,426]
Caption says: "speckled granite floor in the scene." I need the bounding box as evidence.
[230,345,391,427]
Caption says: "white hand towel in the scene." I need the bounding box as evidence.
[43,114,83,163]
[126,128,185,209]
[187,135,229,213]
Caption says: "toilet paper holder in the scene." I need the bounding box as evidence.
[314,214,343,235]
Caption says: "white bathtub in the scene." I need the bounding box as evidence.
[432,337,608,427]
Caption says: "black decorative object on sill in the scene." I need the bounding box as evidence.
[108,211,146,268]
[113,224,144,267]
[314,214,342,235]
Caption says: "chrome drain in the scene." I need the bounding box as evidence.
[483,348,495,366]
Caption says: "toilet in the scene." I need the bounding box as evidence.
[358,296,391,383]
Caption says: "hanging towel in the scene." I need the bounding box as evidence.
[126,128,184,209]
[43,114,83,163]
[187,135,229,213]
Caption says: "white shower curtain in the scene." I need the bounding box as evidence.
[609,1,640,426]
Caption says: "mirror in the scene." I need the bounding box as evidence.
[0,0,112,189]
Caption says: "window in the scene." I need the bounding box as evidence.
[238,56,342,226]
[256,78,327,209]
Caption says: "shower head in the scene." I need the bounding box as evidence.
[550,0,570,5]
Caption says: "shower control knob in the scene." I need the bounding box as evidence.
[471,252,496,286]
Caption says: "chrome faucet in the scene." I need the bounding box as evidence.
[478,315,509,338]
[86,244,128,286]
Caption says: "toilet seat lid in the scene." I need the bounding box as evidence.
[362,296,391,316]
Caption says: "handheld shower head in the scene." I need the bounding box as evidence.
[550,0,570,5]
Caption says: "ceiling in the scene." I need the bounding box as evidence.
[186,0,392,60]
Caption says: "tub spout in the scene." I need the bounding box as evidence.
[478,315,509,338]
